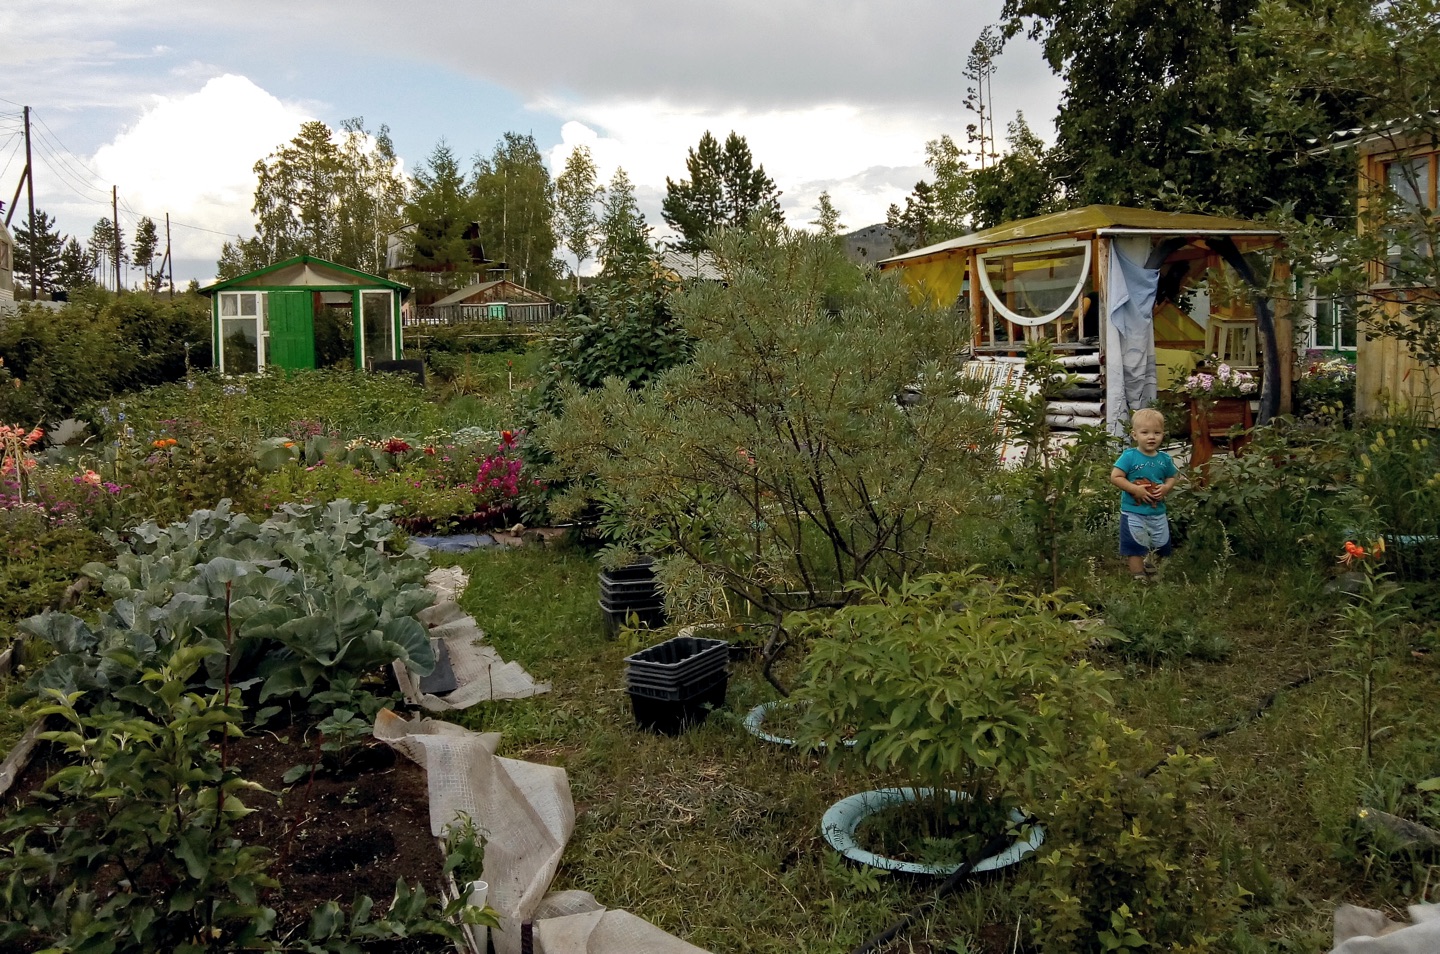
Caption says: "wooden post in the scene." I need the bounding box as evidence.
[968,251,984,349]
[1273,258,1294,415]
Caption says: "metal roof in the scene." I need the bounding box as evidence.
[878,205,1282,267]
[431,279,554,307]
[200,255,411,295]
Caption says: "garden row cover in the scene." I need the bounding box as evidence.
[375,710,711,954]
[392,567,550,710]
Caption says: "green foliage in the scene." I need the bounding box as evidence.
[662,131,783,253]
[405,140,484,271]
[236,117,407,276]
[0,664,277,951]
[555,144,602,282]
[472,132,561,294]
[597,167,654,280]
[1333,559,1403,763]
[12,208,66,297]
[0,292,211,424]
[790,571,1114,805]
[1102,588,1232,663]
[22,499,434,714]
[99,369,439,444]
[1000,341,1117,589]
[541,226,997,618]
[969,114,1062,231]
[1002,0,1354,216]
[1022,725,1247,953]
[536,269,692,410]
[0,505,108,625]
[442,813,488,889]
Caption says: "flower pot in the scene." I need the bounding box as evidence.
[821,787,1044,877]
[1188,396,1254,475]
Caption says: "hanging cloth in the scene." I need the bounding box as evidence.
[1105,241,1161,435]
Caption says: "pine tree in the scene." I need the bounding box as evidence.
[14,210,65,297]
[56,238,93,293]
[813,191,843,238]
[88,218,125,290]
[555,144,602,287]
[662,131,783,253]
[406,140,480,270]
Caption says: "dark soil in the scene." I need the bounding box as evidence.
[228,732,443,932]
[0,724,446,951]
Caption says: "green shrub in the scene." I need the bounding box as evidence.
[1022,725,1248,953]
[790,570,1115,807]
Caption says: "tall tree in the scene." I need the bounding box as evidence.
[14,210,65,297]
[406,140,479,270]
[813,191,844,238]
[555,144,602,287]
[596,167,654,280]
[968,114,1061,230]
[215,237,268,282]
[88,218,125,290]
[332,118,408,273]
[56,237,93,293]
[1001,0,1352,216]
[662,131,783,253]
[241,118,406,273]
[132,216,158,290]
[472,132,559,292]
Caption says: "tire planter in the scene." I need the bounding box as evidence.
[821,787,1044,876]
[742,701,856,750]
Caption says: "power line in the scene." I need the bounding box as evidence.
[31,126,110,201]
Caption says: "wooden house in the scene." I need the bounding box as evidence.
[201,256,410,374]
[879,205,1289,433]
[1337,125,1440,418]
[410,278,557,330]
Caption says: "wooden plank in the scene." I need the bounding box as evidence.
[0,716,53,801]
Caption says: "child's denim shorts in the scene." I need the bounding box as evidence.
[1119,512,1173,557]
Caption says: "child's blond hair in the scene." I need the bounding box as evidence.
[1130,408,1165,432]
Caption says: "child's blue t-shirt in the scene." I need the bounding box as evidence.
[1114,447,1178,515]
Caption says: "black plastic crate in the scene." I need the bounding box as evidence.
[629,673,728,735]
[599,576,662,599]
[627,653,728,692]
[600,559,657,583]
[627,663,729,700]
[624,635,729,672]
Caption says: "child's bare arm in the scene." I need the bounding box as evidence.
[1154,475,1179,499]
[1110,467,1157,502]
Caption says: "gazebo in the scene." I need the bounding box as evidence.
[201,256,411,374]
[879,205,1290,432]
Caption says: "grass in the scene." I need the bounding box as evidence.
[429,536,1440,953]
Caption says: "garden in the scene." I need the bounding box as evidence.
[1,228,1438,953]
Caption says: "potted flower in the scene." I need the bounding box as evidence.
[1178,361,1258,469]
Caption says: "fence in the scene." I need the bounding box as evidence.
[407,302,557,328]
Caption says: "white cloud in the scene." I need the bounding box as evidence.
[86,75,311,264]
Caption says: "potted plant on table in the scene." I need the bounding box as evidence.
[1178,361,1258,471]
[788,570,1115,876]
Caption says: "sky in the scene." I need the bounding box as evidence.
[0,0,1064,286]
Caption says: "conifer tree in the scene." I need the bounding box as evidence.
[56,237,93,293]
[132,216,159,290]
[14,210,65,297]
[662,131,782,253]
[406,140,480,270]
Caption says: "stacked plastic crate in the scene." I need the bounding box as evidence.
[623,634,730,734]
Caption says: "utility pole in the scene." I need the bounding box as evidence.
[165,213,174,300]
[112,186,121,292]
[5,107,36,298]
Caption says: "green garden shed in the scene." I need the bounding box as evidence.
[201,256,410,374]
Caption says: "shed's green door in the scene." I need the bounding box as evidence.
[267,291,315,370]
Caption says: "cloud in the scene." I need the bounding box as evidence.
[77,75,311,272]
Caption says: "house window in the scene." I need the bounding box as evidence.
[1383,152,1437,279]
[218,291,266,374]
[1311,293,1357,351]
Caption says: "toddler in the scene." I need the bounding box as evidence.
[1109,408,1179,580]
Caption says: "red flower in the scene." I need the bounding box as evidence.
[382,438,412,454]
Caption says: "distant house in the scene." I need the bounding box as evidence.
[200,256,410,374]
[409,277,557,329]
[657,248,724,282]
